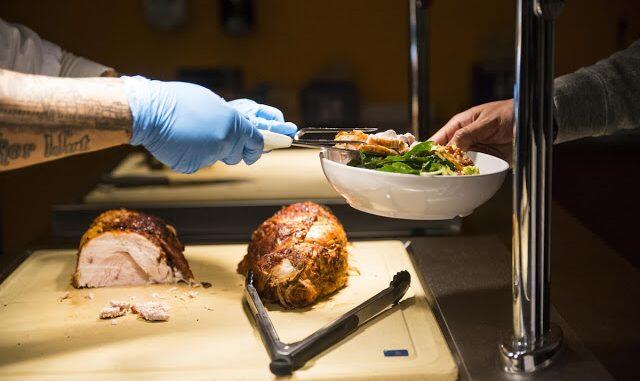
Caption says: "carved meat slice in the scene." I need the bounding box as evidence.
[238,202,348,308]
[335,129,416,155]
[72,209,193,288]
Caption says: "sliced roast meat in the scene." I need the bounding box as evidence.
[335,129,417,155]
[73,209,193,288]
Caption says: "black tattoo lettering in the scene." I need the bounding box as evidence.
[0,133,36,166]
[43,131,91,158]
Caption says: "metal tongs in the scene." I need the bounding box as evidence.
[260,127,378,151]
[243,269,411,376]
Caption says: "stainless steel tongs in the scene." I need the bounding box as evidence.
[260,127,377,151]
[244,269,411,376]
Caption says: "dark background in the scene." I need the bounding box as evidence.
[0,0,639,290]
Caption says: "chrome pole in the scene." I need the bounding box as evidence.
[499,0,564,373]
[408,0,429,140]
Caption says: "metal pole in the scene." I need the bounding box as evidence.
[499,0,564,373]
[408,0,429,140]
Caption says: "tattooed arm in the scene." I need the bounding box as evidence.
[0,68,131,171]
[0,68,297,173]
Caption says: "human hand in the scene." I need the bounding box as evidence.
[430,99,514,162]
[121,76,264,174]
[227,99,297,137]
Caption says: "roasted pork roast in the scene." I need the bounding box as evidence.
[73,209,193,288]
[237,202,348,308]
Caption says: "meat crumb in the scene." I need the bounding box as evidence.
[205,307,214,311]
[111,320,118,326]
[151,293,167,300]
[85,293,95,300]
[58,292,70,302]
[168,287,178,292]
[187,291,198,298]
[109,300,130,311]
[188,280,211,288]
[100,306,126,319]
[132,302,170,321]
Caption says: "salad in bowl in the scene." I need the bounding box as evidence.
[321,129,509,220]
[335,130,479,176]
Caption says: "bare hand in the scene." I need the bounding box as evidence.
[430,99,514,162]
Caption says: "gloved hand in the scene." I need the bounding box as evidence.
[227,99,298,137]
[122,76,288,174]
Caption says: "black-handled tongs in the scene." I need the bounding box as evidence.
[243,270,411,376]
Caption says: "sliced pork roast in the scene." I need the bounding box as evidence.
[335,129,416,155]
[73,209,193,288]
[237,202,349,308]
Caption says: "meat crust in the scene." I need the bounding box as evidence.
[238,202,348,308]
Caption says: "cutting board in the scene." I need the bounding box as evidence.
[84,149,341,204]
[0,241,457,381]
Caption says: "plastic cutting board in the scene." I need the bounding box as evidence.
[0,241,457,381]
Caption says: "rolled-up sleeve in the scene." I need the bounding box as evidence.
[0,17,114,77]
[554,40,640,143]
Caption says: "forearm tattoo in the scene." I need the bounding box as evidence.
[0,70,131,132]
[0,132,35,166]
[0,69,132,169]
[44,131,91,157]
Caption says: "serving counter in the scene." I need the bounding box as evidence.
[23,151,639,380]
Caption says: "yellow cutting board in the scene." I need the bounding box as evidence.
[84,149,341,204]
[0,241,457,381]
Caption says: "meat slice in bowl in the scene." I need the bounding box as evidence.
[335,129,416,156]
[73,209,193,288]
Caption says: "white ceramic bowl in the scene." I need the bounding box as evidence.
[320,150,509,220]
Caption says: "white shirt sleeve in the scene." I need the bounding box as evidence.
[0,17,115,77]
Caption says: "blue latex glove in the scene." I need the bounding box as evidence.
[122,76,271,174]
[227,99,298,137]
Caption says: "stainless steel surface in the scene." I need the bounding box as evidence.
[408,0,429,139]
[499,323,563,373]
[407,236,614,381]
[502,0,564,372]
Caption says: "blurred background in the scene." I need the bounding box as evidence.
[1,0,639,265]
